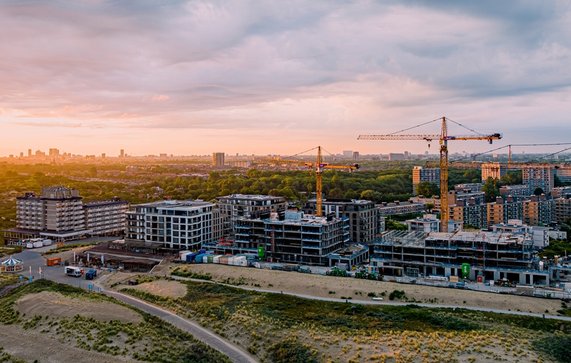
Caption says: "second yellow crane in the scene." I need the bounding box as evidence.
[358,116,502,232]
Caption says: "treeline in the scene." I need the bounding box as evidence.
[0,162,490,243]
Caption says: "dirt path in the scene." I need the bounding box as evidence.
[0,324,137,363]
[178,264,563,315]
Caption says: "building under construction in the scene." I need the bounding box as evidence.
[371,230,552,285]
[234,211,350,266]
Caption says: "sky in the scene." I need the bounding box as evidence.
[1,0,570,156]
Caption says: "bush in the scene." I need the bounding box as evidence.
[268,339,318,363]
[533,336,571,362]
[388,290,406,301]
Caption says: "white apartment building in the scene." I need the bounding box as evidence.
[126,200,222,250]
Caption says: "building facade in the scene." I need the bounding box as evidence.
[11,187,88,241]
[212,152,225,167]
[84,199,129,235]
[412,166,440,195]
[371,230,547,285]
[216,194,287,236]
[481,162,505,181]
[305,199,383,243]
[235,212,350,266]
[522,165,555,194]
[126,200,221,250]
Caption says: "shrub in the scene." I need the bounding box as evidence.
[388,290,406,301]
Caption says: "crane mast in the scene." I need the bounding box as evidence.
[276,146,358,217]
[358,116,501,232]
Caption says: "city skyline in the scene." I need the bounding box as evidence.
[1,1,570,155]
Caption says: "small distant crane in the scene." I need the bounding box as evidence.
[358,116,501,232]
[279,146,359,217]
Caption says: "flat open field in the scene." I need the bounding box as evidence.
[173,264,563,315]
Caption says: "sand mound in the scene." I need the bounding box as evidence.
[130,280,187,298]
[16,291,142,323]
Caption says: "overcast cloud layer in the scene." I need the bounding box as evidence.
[1,0,570,155]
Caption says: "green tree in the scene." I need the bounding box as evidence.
[417,182,439,197]
[482,177,500,202]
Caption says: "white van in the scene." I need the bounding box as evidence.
[65,266,83,277]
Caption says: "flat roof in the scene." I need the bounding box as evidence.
[135,200,213,209]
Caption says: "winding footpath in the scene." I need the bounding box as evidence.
[102,288,257,363]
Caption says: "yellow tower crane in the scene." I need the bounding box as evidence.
[277,146,359,217]
[358,116,501,232]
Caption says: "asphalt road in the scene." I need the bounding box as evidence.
[13,249,258,363]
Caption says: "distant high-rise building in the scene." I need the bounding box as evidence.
[212,152,225,167]
[119,149,125,158]
[27,149,32,157]
[522,165,555,194]
[48,148,59,157]
[481,162,505,181]
[342,150,353,159]
[352,151,359,161]
[19,152,24,158]
[101,153,106,158]
[389,153,405,161]
[412,166,440,195]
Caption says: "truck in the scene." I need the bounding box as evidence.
[65,266,83,277]
[85,269,97,280]
[46,257,62,266]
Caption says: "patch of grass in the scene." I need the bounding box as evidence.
[171,267,212,281]
[532,335,571,362]
[268,338,318,363]
[0,347,26,363]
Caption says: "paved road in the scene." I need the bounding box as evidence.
[171,275,571,322]
[13,249,258,363]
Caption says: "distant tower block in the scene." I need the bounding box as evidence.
[120,149,125,158]
[212,152,225,167]
[481,162,505,181]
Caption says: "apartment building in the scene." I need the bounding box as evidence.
[126,200,222,250]
[84,199,129,235]
[481,162,505,181]
[450,199,487,229]
[212,152,225,167]
[216,194,287,235]
[305,199,383,243]
[555,197,571,224]
[234,212,350,266]
[412,166,440,195]
[522,165,555,194]
[377,201,425,216]
[9,187,88,241]
[499,184,530,199]
[486,196,523,226]
[522,195,554,226]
